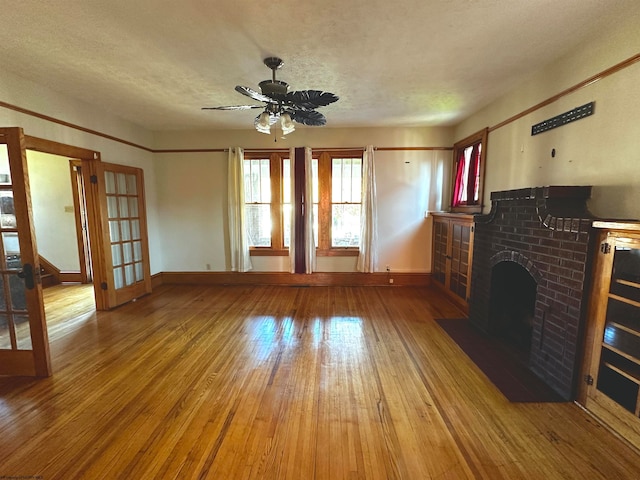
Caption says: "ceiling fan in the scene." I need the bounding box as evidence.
[202,57,339,135]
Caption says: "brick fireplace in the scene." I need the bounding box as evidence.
[469,186,596,400]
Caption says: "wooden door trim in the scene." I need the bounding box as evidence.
[24,135,100,161]
[70,160,90,283]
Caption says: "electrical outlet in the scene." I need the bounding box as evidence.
[389,278,394,284]
[206,263,211,270]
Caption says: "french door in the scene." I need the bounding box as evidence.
[0,127,51,376]
[86,161,151,310]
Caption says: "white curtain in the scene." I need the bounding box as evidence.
[303,146,316,273]
[289,147,316,273]
[289,147,296,273]
[228,147,252,272]
[357,145,378,273]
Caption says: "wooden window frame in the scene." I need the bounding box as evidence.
[245,149,363,258]
[450,128,488,214]
[244,152,288,257]
[315,150,362,257]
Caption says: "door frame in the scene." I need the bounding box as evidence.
[70,160,92,283]
[23,136,103,307]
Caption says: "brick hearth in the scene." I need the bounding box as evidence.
[469,186,596,400]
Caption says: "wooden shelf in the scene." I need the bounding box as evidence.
[582,226,640,450]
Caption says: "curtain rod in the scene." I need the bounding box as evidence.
[155,146,452,154]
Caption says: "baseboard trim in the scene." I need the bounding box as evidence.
[59,271,82,283]
[151,272,164,289]
[155,271,431,287]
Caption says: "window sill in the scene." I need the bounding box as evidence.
[317,248,359,257]
[249,248,360,257]
[250,248,289,257]
[450,205,482,214]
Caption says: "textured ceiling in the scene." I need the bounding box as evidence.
[0,1,637,131]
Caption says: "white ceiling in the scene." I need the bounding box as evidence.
[1,1,637,132]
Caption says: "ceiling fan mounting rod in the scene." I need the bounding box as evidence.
[264,57,284,82]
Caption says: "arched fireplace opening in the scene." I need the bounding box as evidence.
[488,261,537,360]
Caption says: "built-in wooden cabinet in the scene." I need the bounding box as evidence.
[580,221,640,451]
[431,213,475,311]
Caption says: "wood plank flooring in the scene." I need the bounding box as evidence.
[0,284,639,479]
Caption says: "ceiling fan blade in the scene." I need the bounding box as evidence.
[284,90,339,110]
[288,109,327,126]
[201,105,263,110]
[235,85,277,104]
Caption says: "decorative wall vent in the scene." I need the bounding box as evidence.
[531,102,595,135]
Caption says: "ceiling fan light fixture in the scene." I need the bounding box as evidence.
[203,57,338,135]
[280,113,295,135]
[255,111,272,134]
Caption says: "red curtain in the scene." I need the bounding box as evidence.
[452,149,466,207]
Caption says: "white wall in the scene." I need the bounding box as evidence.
[0,69,162,274]
[26,151,80,271]
[153,127,452,273]
[454,13,640,219]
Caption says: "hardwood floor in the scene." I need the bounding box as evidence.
[1,284,639,479]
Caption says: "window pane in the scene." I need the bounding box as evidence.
[283,204,291,248]
[0,193,16,228]
[313,204,319,246]
[119,196,129,218]
[111,244,122,267]
[116,173,127,194]
[460,146,473,202]
[342,159,352,202]
[244,158,271,204]
[282,159,291,203]
[105,171,116,194]
[312,159,319,203]
[109,221,120,242]
[121,220,131,241]
[114,267,124,289]
[107,196,118,218]
[246,204,271,247]
[135,262,144,281]
[352,159,362,203]
[15,314,31,350]
[124,264,135,286]
[133,241,142,262]
[474,144,482,202]
[260,159,271,202]
[123,242,133,263]
[129,197,139,217]
[126,174,137,195]
[332,204,361,247]
[332,159,342,202]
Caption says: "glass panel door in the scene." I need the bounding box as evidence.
[0,128,50,376]
[89,161,151,309]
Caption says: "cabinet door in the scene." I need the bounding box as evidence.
[432,219,448,286]
[449,221,472,301]
[586,235,640,447]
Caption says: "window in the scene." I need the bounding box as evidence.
[244,149,363,256]
[243,152,288,254]
[450,128,488,213]
[316,151,362,255]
